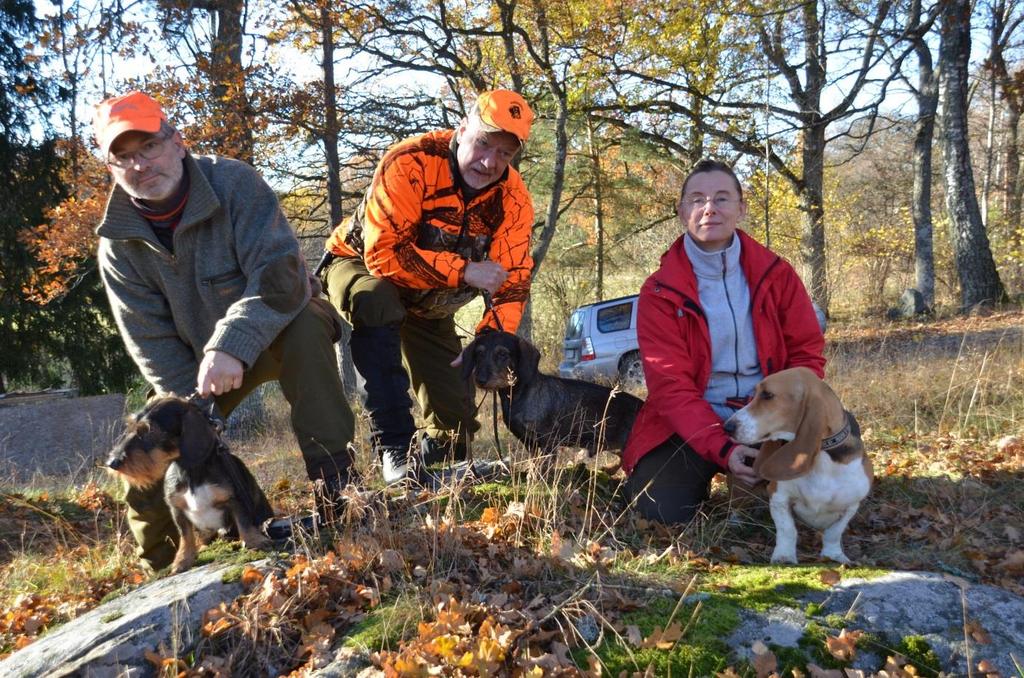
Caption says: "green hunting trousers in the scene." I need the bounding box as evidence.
[323,256,479,451]
[125,297,356,572]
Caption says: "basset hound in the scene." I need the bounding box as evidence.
[723,367,872,564]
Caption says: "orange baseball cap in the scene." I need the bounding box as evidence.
[93,91,167,156]
[475,90,534,144]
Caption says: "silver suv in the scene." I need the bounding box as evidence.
[558,295,826,392]
[558,295,644,390]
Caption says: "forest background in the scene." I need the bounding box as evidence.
[2,0,1022,397]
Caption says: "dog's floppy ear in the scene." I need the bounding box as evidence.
[178,405,218,469]
[753,382,824,481]
[515,336,541,383]
[460,335,480,383]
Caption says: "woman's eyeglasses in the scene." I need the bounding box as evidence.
[685,195,738,210]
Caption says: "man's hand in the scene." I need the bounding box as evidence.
[727,444,761,485]
[197,350,244,397]
[464,261,508,295]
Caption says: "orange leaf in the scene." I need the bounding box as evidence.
[751,640,778,678]
[977,659,999,674]
[825,629,861,661]
[966,619,992,644]
[241,565,263,588]
[819,569,841,586]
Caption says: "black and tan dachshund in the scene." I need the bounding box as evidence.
[106,395,273,573]
[461,331,643,457]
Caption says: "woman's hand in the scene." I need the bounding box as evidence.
[727,444,761,485]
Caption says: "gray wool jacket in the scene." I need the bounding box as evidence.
[97,154,312,396]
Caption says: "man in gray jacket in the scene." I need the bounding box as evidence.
[94,91,357,571]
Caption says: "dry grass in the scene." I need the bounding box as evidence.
[0,311,1021,673]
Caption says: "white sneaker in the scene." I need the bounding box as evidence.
[381,448,412,485]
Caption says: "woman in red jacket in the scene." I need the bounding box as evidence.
[622,160,825,523]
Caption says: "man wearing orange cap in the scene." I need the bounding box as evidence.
[93,91,358,570]
[321,90,535,483]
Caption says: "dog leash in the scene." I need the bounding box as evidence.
[481,291,505,333]
[186,392,261,527]
[477,291,507,455]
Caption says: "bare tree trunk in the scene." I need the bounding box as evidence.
[519,0,570,341]
[798,121,829,312]
[909,0,937,310]
[586,116,605,301]
[1004,105,1021,227]
[939,0,1006,310]
[983,74,996,226]
[318,6,356,395]
[207,0,253,162]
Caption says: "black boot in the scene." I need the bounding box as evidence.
[349,324,417,483]
[420,433,469,465]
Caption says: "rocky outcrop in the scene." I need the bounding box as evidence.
[0,561,246,678]
[728,571,1024,675]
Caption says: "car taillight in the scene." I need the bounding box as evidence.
[581,337,596,361]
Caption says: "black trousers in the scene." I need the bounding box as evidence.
[625,435,721,524]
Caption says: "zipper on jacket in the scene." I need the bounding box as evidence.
[142,239,175,263]
[720,252,741,397]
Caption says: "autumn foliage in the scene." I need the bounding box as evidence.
[20,139,109,304]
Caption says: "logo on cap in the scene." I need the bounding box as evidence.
[509,104,522,120]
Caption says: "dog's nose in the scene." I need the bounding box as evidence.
[723,418,737,434]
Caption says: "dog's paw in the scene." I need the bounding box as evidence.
[242,534,273,551]
[169,557,194,574]
[770,550,798,564]
[820,548,851,564]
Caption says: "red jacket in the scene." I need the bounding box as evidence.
[622,230,825,474]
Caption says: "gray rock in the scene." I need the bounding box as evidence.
[312,646,377,677]
[726,571,1024,675]
[820,571,1024,676]
[728,606,808,659]
[575,614,601,644]
[0,393,125,482]
[0,561,248,678]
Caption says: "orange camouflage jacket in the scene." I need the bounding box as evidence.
[326,129,534,333]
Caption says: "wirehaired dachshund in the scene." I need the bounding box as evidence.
[460,330,644,458]
[106,395,274,573]
[723,367,872,564]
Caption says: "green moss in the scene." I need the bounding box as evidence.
[342,593,423,653]
[894,636,941,677]
[824,613,848,629]
[221,565,245,583]
[98,587,130,605]
[100,611,124,623]
[798,622,845,669]
[193,540,277,569]
[578,592,740,676]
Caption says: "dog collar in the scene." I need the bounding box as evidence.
[821,414,851,450]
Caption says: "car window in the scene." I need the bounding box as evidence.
[565,309,585,340]
[596,302,633,333]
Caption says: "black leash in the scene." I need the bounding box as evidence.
[186,392,261,526]
[478,290,506,455]
[481,291,505,333]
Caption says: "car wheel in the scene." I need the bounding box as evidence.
[618,352,645,391]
